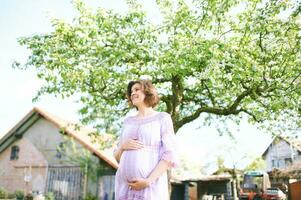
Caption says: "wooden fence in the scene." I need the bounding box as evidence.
[45,166,84,200]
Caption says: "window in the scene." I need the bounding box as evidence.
[271,159,275,167]
[10,145,19,160]
[285,158,292,166]
[278,159,285,168]
[56,142,65,159]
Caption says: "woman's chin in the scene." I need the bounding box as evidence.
[132,102,141,107]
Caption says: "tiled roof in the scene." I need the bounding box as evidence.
[289,139,301,152]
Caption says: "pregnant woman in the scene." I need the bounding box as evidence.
[114,79,178,200]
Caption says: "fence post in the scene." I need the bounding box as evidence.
[184,182,189,200]
[83,164,88,198]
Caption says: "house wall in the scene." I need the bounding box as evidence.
[264,139,301,171]
[170,183,197,200]
[0,118,81,194]
[197,180,232,200]
[0,116,116,198]
[0,134,48,193]
[170,183,185,200]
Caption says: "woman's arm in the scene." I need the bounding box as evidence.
[113,146,124,163]
[146,160,170,184]
[114,139,144,162]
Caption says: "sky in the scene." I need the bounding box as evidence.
[0,0,274,174]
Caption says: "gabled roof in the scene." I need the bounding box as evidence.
[262,136,301,157]
[0,107,118,169]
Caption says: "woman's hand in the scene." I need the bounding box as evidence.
[114,139,143,162]
[128,178,151,190]
[121,139,144,151]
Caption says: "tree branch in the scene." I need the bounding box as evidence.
[239,109,261,123]
[160,95,173,113]
[201,80,216,106]
[170,75,184,120]
[286,71,301,90]
[152,78,171,83]
[174,88,253,131]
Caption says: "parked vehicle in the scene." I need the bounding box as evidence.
[263,187,286,200]
[239,171,271,200]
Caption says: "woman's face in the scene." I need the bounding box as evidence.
[130,83,146,107]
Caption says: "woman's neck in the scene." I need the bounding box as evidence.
[137,106,156,117]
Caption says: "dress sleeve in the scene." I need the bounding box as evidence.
[160,113,179,168]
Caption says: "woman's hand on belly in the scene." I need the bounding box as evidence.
[122,139,144,151]
[128,178,151,190]
[114,139,143,162]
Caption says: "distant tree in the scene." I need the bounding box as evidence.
[58,137,112,181]
[217,156,226,170]
[172,153,206,178]
[244,157,266,171]
[214,156,229,174]
[15,0,301,134]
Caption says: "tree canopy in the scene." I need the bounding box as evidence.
[243,157,266,171]
[15,0,301,134]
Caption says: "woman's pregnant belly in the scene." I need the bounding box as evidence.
[118,147,159,182]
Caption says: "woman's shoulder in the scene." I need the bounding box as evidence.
[159,111,171,118]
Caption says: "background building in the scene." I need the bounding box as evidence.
[0,107,117,199]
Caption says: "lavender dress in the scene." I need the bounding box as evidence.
[115,112,178,200]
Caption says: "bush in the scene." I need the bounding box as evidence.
[7,193,16,198]
[45,192,55,200]
[84,193,97,200]
[14,190,24,200]
[24,193,33,200]
[0,187,8,198]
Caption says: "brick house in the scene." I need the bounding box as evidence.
[0,107,118,199]
[262,136,301,171]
